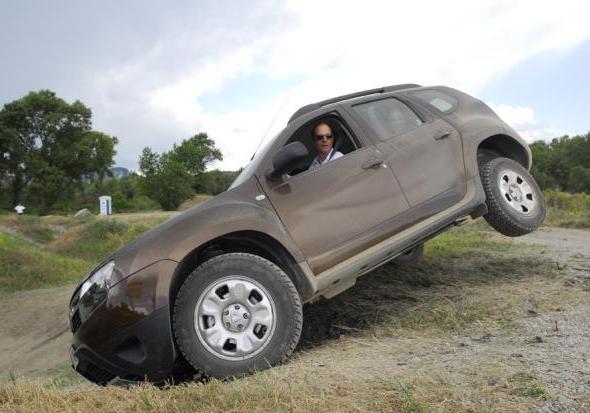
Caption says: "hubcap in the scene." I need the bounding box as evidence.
[194,276,276,360]
[498,169,537,215]
[221,304,250,332]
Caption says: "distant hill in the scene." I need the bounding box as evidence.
[109,167,129,179]
[82,166,130,182]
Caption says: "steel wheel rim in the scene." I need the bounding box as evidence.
[497,169,537,216]
[194,275,276,361]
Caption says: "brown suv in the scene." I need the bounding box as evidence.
[68,84,545,384]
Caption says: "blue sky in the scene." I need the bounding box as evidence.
[1,0,589,170]
[481,38,590,138]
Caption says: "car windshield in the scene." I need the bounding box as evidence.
[229,134,277,189]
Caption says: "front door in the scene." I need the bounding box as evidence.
[259,118,410,274]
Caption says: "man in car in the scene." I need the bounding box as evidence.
[308,122,343,170]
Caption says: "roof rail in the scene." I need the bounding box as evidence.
[287,83,421,124]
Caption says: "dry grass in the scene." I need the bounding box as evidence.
[2,220,583,412]
[543,191,590,228]
[300,226,561,346]
[0,215,56,244]
[0,367,552,413]
[177,195,211,211]
[0,219,588,412]
[0,233,90,292]
[44,219,160,262]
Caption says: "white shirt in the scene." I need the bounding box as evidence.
[308,149,343,171]
[14,205,25,214]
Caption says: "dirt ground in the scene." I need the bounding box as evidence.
[0,286,72,375]
[1,226,589,411]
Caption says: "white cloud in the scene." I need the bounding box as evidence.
[488,102,563,142]
[489,103,536,127]
[78,0,590,170]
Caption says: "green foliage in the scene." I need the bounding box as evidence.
[567,165,590,193]
[75,173,159,214]
[0,215,55,244]
[48,218,164,262]
[138,133,223,210]
[0,214,169,291]
[166,133,222,176]
[509,373,548,399]
[194,169,240,195]
[530,132,590,193]
[544,190,590,228]
[0,233,90,292]
[0,90,117,214]
[139,155,195,211]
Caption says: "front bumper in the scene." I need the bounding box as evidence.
[69,259,185,385]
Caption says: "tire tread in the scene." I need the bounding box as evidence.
[480,157,545,237]
[172,253,302,378]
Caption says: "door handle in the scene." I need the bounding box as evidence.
[434,130,452,140]
[362,154,384,169]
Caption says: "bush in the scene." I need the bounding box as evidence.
[530,132,590,193]
[46,220,157,262]
[544,190,590,228]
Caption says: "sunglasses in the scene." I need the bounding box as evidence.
[315,134,333,141]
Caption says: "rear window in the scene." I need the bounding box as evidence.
[410,89,458,113]
[352,98,423,141]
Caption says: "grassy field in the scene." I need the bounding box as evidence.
[543,190,590,228]
[0,213,171,292]
[2,218,584,411]
[0,190,585,293]
[0,194,588,412]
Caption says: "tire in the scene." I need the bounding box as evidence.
[480,156,545,236]
[173,253,302,379]
[394,243,424,265]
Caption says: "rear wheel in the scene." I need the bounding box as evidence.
[173,253,302,379]
[480,157,545,236]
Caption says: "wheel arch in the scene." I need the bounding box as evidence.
[477,134,531,169]
[169,230,315,314]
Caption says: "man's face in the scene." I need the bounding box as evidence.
[314,123,334,157]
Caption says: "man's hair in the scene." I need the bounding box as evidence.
[311,121,334,139]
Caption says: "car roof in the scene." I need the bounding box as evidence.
[287,83,423,124]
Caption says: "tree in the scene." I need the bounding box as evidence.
[194,169,240,195]
[0,90,117,213]
[568,166,590,194]
[529,132,590,194]
[167,133,222,177]
[138,134,222,210]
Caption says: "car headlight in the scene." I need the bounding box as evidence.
[80,260,115,300]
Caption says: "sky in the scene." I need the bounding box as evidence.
[1,0,589,171]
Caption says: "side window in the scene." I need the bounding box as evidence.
[284,115,360,175]
[410,89,458,113]
[352,98,423,141]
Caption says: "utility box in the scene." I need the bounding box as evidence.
[99,196,112,216]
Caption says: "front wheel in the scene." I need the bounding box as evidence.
[173,253,302,379]
[480,157,545,236]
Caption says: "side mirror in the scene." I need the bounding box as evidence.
[265,141,309,181]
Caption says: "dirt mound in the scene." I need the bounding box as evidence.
[0,286,72,375]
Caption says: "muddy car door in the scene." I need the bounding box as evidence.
[348,97,467,223]
[258,113,411,275]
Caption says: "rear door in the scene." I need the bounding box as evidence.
[348,97,466,222]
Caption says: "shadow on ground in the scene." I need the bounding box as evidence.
[298,249,552,350]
